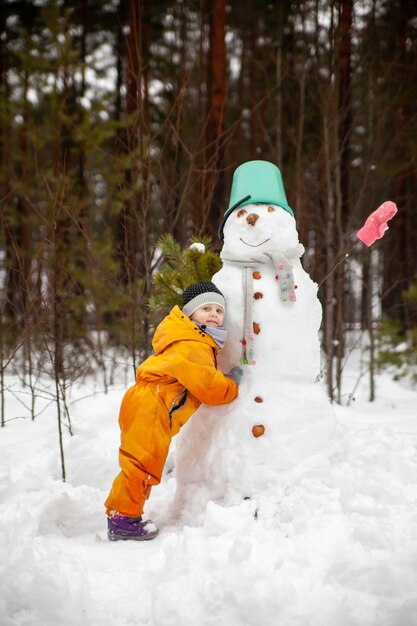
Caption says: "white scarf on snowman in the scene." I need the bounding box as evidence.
[220,244,303,365]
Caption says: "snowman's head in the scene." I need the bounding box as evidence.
[221,202,300,258]
[218,160,300,259]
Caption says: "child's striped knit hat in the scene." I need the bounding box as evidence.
[182,281,225,317]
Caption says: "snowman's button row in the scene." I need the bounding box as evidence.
[253,399,265,438]
[252,271,298,293]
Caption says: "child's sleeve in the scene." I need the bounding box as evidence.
[173,341,238,406]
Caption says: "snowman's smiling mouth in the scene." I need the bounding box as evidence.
[240,237,271,247]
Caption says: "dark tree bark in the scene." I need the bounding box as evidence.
[2,17,31,331]
[338,0,352,227]
[203,0,226,242]
[119,0,141,284]
[382,0,416,324]
[118,0,154,361]
[162,1,188,245]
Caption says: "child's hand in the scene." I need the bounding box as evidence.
[226,366,244,385]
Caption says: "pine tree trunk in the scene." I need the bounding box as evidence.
[121,0,141,285]
[275,1,284,169]
[382,0,415,325]
[323,104,337,402]
[122,0,153,361]
[362,249,376,401]
[204,0,226,241]
[338,0,352,226]
[332,0,353,402]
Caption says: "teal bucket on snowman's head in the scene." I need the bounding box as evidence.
[218,160,294,241]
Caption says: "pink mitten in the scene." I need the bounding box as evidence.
[357,201,397,246]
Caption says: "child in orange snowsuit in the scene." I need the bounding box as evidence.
[105,281,242,541]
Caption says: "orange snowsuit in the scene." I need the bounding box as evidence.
[105,306,238,517]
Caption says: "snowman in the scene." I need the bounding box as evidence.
[174,161,337,522]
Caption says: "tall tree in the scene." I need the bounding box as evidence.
[338,0,352,225]
[203,0,226,241]
[381,0,417,325]
[1,2,41,333]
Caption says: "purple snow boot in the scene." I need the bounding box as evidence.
[107,513,159,541]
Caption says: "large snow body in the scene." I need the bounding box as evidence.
[175,203,337,517]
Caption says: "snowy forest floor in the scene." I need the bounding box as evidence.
[1,348,417,626]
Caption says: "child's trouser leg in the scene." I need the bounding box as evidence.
[105,385,172,517]
[105,468,153,517]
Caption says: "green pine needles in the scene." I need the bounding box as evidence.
[149,234,222,319]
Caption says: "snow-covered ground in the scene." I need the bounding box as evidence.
[1,353,417,626]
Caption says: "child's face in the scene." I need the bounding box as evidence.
[190,304,225,327]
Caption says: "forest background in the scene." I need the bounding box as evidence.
[1,0,416,425]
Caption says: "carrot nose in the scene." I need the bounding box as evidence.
[246,213,259,226]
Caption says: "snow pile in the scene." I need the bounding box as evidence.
[2,194,417,625]
[1,368,417,625]
[2,192,417,624]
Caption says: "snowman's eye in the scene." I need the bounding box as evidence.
[237,209,247,217]
[268,206,275,213]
